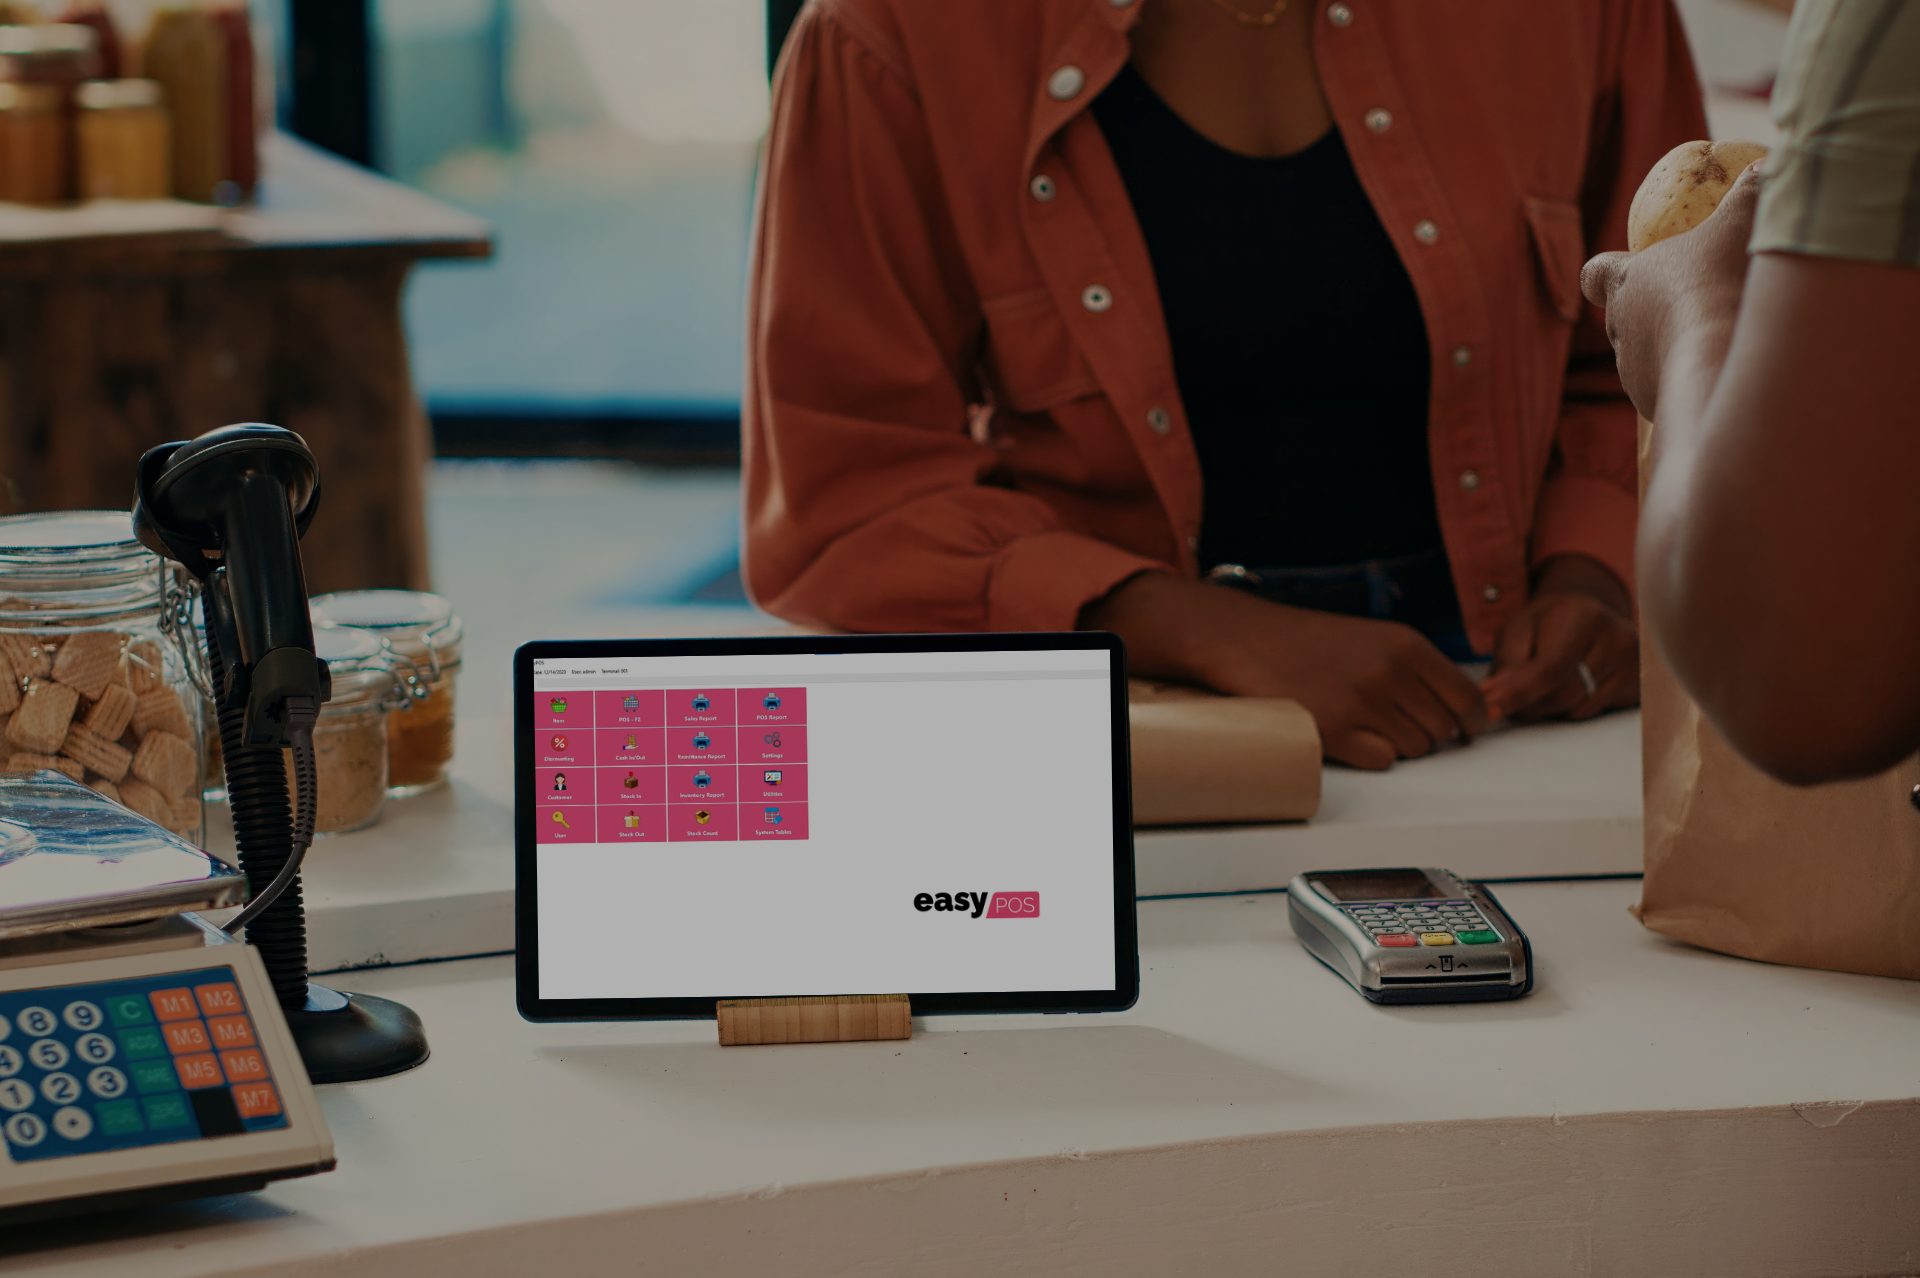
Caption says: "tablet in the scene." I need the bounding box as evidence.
[514,633,1138,1020]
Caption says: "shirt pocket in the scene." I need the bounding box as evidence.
[1524,196,1586,323]
[978,287,1101,414]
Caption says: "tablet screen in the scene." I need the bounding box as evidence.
[517,637,1134,1016]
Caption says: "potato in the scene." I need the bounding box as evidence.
[1627,140,1770,252]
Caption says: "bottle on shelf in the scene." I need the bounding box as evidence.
[137,3,223,202]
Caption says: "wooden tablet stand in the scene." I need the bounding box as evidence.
[716,994,912,1046]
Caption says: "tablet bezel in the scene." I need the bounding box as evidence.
[514,632,1138,1021]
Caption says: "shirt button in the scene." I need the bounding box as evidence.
[1482,585,1502,603]
[1364,108,1393,133]
[1029,174,1056,202]
[1048,66,1086,101]
[1452,344,1473,367]
[1414,219,1440,244]
[1081,284,1113,313]
[1147,407,1172,435]
[1458,469,1481,492]
[1327,3,1353,27]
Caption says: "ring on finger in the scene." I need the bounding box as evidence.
[1575,660,1598,698]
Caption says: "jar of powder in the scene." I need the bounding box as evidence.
[310,591,463,796]
[301,626,408,834]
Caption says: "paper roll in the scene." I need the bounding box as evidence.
[1128,682,1322,826]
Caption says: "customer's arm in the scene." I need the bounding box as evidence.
[742,8,1162,635]
[1482,0,1708,722]
[1582,1,1920,783]
[1586,178,1920,782]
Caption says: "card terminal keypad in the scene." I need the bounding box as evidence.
[1340,900,1502,946]
[0,967,288,1165]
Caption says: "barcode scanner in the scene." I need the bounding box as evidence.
[134,424,329,749]
[133,423,428,1084]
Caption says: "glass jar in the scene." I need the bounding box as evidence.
[75,77,169,199]
[299,626,410,834]
[310,591,463,796]
[0,81,67,203]
[0,510,208,844]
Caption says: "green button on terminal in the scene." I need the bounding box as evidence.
[119,1026,167,1060]
[108,995,153,1027]
[130,1058,179,1095]
[142,1095,192,1131]
[1457,929,1500,944]
[97,1099,144,1136]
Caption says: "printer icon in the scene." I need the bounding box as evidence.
[692,693,711,712]
[763,692,782,711]
[692,733,712,751]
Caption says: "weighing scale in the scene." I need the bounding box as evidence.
[0,773,333,1224]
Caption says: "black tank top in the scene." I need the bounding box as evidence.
[1093,62,1444,569]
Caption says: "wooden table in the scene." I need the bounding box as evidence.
[0,134,491,593]
[5,881,1915,1276]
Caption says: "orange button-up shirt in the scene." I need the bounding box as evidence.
[743,0,1707,653]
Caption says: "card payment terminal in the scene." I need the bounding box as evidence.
[0,774,333,1224]
[1288,867,1533,1004]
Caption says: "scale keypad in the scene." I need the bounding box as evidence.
[1341,900,1501,947]
[0,967,288,1165]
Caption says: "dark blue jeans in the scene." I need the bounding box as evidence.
[1209,547,1484,663]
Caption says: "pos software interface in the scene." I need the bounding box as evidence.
[514,634,1138,1019]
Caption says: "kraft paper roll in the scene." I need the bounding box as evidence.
[1129,682,1322,827]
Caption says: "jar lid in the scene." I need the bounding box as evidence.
[76,78,164,111]
[314,624,401,711]
[0,23,100,58]
[310,591,463,671]
[0,511,164,613]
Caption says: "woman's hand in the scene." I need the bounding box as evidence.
[1481,556,1639,723]
[1084,573,1490,771]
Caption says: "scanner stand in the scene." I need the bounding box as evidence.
[716,995,911,1046]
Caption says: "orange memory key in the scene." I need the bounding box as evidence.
[206,1015,257,1049]
[174,1053,224,1090]
[219,1048,269,1083]
[232,1081,282,1119]
[164,1020,211,1054]
[195,983,244,1018]
[150,988,199,1021]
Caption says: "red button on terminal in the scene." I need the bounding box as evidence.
[1376,933,1418,947]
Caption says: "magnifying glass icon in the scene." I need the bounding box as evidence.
[551,810,571,830]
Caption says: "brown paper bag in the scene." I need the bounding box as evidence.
[1128,681,1321,826]
[1635,417,1920,978]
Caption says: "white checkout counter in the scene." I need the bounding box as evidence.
[3,615,1914,1274]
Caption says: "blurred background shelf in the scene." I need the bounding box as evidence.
[0,132,492,593]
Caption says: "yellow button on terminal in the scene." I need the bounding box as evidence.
[1419,932,1455,946]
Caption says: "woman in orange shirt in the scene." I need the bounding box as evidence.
[744,0,1706,768]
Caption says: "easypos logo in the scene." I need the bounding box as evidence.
[912,891,1041,919]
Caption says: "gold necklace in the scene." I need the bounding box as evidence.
[1208,0,1290,27]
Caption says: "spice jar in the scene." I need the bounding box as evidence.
[0,81,66,202]
[75,77,168,198]
[309,591,463,796]
[297,626,409,834]
[0,510,209,844]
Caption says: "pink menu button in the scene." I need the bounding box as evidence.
[596,806,667,843]
[669,803,739,842]
[744,802,809,840]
